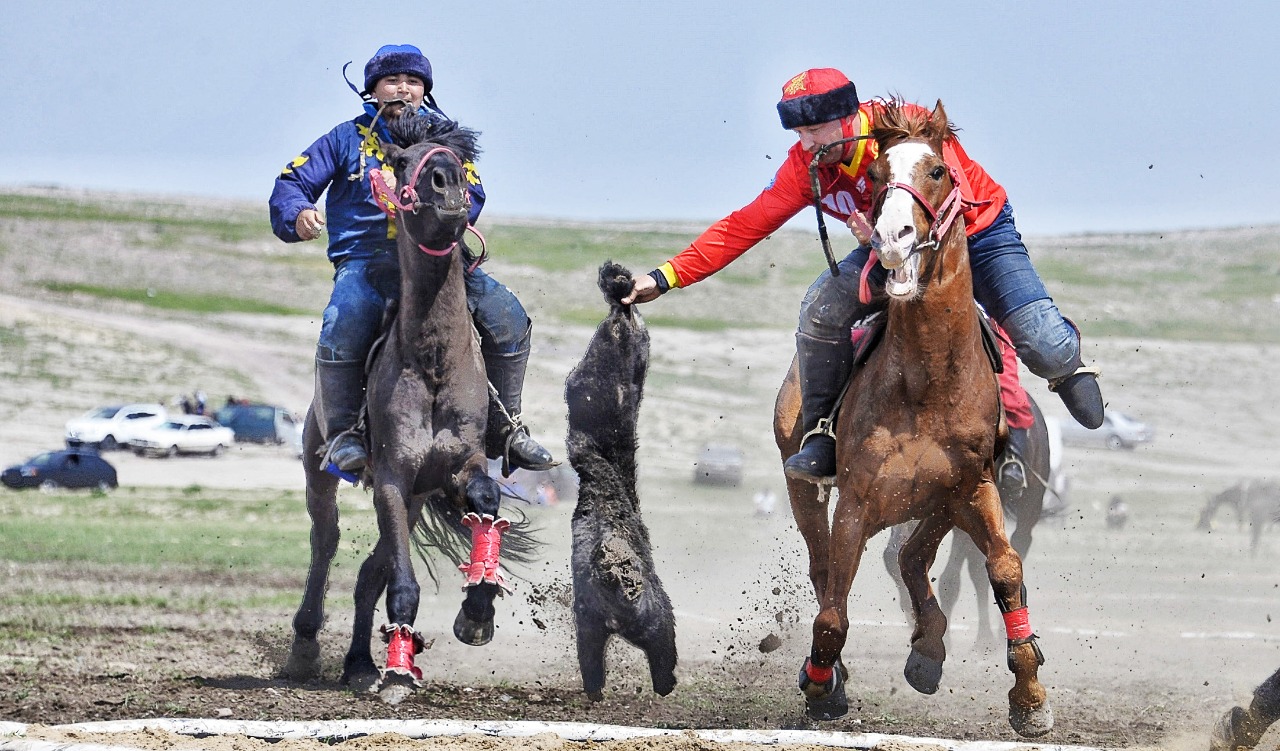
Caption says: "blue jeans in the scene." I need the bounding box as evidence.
[317,253,530,362]
[798,202,1080,381]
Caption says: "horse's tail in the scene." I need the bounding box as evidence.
[410,493,540,591]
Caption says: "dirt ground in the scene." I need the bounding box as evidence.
[2,266,1280,750]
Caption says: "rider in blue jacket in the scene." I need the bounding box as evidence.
[269,44,554,477]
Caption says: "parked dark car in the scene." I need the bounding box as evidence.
[213,403,302,445]
[2,449,118,491]
[693,443,745,486]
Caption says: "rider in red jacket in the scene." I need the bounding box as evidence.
[626,68,1103,482]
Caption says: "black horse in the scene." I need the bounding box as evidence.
[282,114,534,701]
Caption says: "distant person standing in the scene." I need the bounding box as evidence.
[753,487,778,517]
[268,43,554,477]
[1212,667,1280,751]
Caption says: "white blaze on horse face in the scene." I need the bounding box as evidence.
[873,142,931,299]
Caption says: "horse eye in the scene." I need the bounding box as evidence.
[930,166,946,180]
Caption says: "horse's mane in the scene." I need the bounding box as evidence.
[871,98,958,148]
[384,112,481,164]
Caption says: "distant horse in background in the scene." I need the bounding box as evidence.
[884,395,1052,649]
[773,100,1051,737]
[282,114,534,702]
[1198,480,1280,557]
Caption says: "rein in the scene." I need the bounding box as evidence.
[369,145,474,257]
[808,135,875,277]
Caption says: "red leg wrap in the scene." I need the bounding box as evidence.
[459,513,512,593]
[380,623,424,682]
[1003,606,1033,641]
[805,658,834,684]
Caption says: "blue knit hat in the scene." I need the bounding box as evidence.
[362,44,433,95]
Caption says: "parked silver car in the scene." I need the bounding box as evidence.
[1059,409,1154,450]
[130,415,237,457]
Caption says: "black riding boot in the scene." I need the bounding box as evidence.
[783,333,855,483]
[997,427,1029,492]
[484,332,556,476]
[1050,352,1104,429]
[314,357,368,474]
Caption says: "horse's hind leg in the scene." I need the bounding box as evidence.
[898,514,954,694]
[883,523,916,623]
[952,483,1053,738]
[453,467,507,646]
[284,414,339,682]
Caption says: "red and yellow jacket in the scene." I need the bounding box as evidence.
[655,100,1008,289]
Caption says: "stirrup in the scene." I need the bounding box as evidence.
[497,414,557,476]
[997,454,1027,489]
[784,418,837,484]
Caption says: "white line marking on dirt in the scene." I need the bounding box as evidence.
[0,719,1113,751]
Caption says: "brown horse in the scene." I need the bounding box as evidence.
[282,115,533,702]
[773,101,1051,736]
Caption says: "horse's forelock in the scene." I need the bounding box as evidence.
[871,100,956,151]
[384,114,481,164]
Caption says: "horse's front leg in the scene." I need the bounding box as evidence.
[787,475,833,603]
[368,474,426,702]
[453,463,507,646]
[284,415,340,682]
[953,479,1053,738]
[898,514,954,694]
[798,503,870,721]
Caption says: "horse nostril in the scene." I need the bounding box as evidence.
[431,169,448,192]
[895,225,914,242]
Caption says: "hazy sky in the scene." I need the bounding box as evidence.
[3,0,1277,235]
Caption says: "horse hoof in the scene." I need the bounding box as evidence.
[585,689,604,702]
[1010,699,1054,738]
[281,637,322,682]
[798,662,848,720]
[904,648,944,695]
[453,608,495,646]
[341,659,381,694]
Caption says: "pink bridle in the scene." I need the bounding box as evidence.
[856,161,986,304]
[369,145,472,257]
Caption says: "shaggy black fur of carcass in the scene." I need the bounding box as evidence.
[563,261,677,700]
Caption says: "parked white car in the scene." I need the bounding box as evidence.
[130,415,236,457]
[65,403,168,450]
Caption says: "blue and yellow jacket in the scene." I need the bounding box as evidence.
[269,103,486,264]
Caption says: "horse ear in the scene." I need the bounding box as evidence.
[928,99,950,145]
